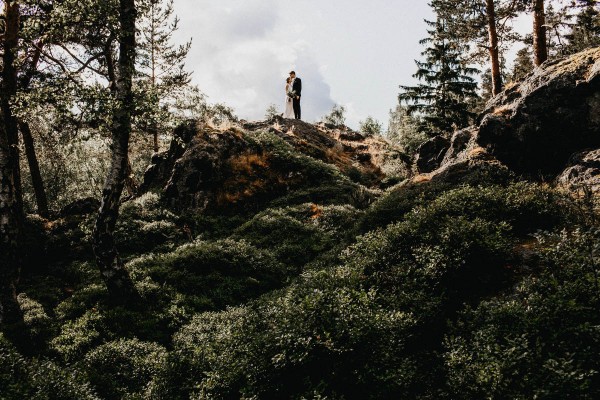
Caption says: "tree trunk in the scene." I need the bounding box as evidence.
[485,0,503,96]
[19,121,49,218]
[0,109,22,325]
[533,0,548,66]
[2,1,24,219]
[0,1,23,325]
[152,127,159,153]
[17,44,51,218]
[92,0,139,305]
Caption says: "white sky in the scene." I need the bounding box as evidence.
[171,0,533,129]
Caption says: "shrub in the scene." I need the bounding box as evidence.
[445,229,600,399]
[83,338,167,399]
[127,239,290,311]
[17,293,54,347]
[50,309,108,362]
[232,205,335,267]
[360,181,572,234]
[1,334,99,399]
[166,270,418,399]
[116,192,185,256]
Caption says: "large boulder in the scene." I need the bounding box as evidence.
[415,47,600,186]
[141,118,408,213]
[415,135,450,173]
[476,47,600,177]
[558,149,600,191]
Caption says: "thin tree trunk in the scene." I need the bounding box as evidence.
[18,44,50,218]
[151,14,159,154]
[92,0,139,305]
[0,109,22,325]
[125,156,139,197]
[533,0,548,66]
[19,121,49,218]
[0,1,22,325]
[2,1,24,219]
[486,0,503,96]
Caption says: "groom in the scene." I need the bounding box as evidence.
[289,71,302,120]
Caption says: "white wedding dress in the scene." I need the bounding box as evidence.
[284,83,294,118]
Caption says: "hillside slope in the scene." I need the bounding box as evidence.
[2,48,600,400]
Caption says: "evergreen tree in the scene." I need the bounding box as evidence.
[510,47,534,83]
[399,16,479,137]
[359,116,383,137]
[136,0,192,153]
[265,104,279,120]
[387,105,428,155]
[563,1,600,54]
[431,0,525,96]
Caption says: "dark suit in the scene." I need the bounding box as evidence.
[292,78,302,120]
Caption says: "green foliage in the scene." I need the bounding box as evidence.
[17,294,54,347]
[387,105,429,156]
[321,104,347,126]
[0,334,99,400]
[510,47,534,83]
[232,204,361,268]
[359,116,383,137]
[116,192,185,256]
[233,207,332,267]
[83,338,167,399]
[127,238,291,311]
[152,181,576,399]
[50,309,108,363]
[265,103,280,120]
[399,16,479,137]
[445,229,600,399]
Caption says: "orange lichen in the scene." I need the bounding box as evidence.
[310,203,324,220]
[412,174,432,183]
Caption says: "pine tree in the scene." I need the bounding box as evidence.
[510,47,534,83]
[533,0,548,66]
[399,16,479,137]
[563,1,600,54]
[136,0,192,153]
[430,0,525,96]
[387,105,428,155]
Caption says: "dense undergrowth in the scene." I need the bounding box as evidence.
[2,133,600,399]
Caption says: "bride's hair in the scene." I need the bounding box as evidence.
[286,77,291,83]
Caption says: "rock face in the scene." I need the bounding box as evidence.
[478,47,600,177]
[558,149,600,191]
[142,117,408,213]
[417,47,600,188]
[415,136,450,173]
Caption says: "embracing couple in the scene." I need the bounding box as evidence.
[284,71,302,120]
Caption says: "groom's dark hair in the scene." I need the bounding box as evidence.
[290,71,296,75]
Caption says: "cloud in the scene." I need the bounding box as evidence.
[174,0,336,122]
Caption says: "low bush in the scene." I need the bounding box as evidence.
[116,193,186,256]
[83,338,167,399]
[127,238,292,311]
[1,334,99,399]
[153,181,578,399]
[445,229,600,399]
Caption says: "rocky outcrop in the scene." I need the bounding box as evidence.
[415,136,450,173]
[142,117,408,213]
[416,47,600,187]
[478,47,600,177]
[558,149,600,191]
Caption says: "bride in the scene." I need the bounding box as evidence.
[284,77,294,118]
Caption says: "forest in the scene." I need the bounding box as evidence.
[1,0,600,399]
